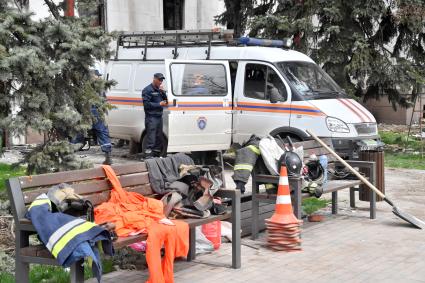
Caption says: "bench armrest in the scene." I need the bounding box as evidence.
[215,188,241,268]
[215,188,240,200]
[335,160,377,185]
[338,160,375,170]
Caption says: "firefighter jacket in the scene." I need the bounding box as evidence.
[26,194,113,282]
[232,135,261,184]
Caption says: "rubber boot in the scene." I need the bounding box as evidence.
[143,150,154,160]
[235,181,246,194]
[103,152,112,165]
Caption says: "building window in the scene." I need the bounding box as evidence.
[163,0,184,30]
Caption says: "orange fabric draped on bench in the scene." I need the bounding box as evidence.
[94,165,189,283]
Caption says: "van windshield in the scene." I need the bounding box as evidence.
[277,61,345,99]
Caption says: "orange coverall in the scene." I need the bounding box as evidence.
[95,165,189,283]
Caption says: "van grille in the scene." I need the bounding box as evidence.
[354,123,377,136]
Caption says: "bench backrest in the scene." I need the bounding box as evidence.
[6,163,153,222]
[292,138,336,164]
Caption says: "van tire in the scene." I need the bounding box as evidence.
[272,133,302,143]
[140,132,168,157]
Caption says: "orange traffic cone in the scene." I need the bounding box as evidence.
[266,166,302,252]
[268,166,300,225]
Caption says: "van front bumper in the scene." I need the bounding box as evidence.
[331,136,381,159]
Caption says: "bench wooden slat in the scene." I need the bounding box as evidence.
[183,211,232,228]
[19,163,147,189]
[22,171,150,204]
[322,180,362,193]
[20,233,149,260]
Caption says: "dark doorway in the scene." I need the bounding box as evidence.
[163,0,184,30]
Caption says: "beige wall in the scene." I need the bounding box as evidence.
[364,96,424,125]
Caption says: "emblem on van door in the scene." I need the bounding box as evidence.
[197,117,207,130]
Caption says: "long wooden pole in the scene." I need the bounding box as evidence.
[306,130,386,199]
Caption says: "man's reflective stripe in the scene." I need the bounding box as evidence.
[279,177,289,186]
[276,195,292,204]
[46,219,85,251]
[51,221,97,258]
[234,164,253,171]
[247,145,261,155]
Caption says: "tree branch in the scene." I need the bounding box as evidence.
[44,0,60,20]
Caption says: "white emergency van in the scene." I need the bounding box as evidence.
[105,29,379,158]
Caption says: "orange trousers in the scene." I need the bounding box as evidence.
[146,221,189,283]
[95,166,189,283]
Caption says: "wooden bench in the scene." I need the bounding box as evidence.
[251,138,377,239]
[6,162,241,283]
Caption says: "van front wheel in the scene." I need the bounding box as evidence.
[272,133,301,143]
[140,132,168,157]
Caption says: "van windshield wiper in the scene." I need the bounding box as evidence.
[304,90,345,99]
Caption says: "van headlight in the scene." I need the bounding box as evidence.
[326,117,350,133]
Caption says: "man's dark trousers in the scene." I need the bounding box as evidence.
[145,115,163,155]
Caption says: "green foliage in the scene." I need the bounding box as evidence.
[385,152,425,170]
[29,265,70,283]
[380,130,424,151]
[0,272,15,283]
[302,197,329,215]
[219,0,425,107]
[0,163,26,197]
[0,258,116,283]
[0,0,114,174]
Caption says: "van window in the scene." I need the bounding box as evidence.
[110,63,132,91]
[244,64,267,99]
[170,63,227,96]
[277,61,343,99]
[267,68,287,102]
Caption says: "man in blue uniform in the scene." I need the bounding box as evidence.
[71,68,112,165]
[142,73,168,159]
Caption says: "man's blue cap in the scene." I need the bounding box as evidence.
[154,73,165,80]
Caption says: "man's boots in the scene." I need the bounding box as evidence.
[103,152,112,165]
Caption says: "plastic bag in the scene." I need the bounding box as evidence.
[195,226,214,254]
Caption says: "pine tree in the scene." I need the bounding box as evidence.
[0,0,114,173]
[218,0,425,107]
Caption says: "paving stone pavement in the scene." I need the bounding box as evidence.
[86,166,425,283]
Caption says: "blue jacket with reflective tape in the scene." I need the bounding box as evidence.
[26,194,113,281]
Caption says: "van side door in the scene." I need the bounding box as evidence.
[233,61,291,144]
[164,59,232,152]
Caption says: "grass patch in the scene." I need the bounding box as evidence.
[0,163,26,196]
[0,258,115,283]
[0,272,15,283]
[385,152,425,170]
[380,131,424,151]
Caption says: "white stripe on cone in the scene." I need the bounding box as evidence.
[279,177,289,186]
[276,195,292,204]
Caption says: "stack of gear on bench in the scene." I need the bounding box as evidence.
[145,153,228,219]
[232,135,329,198]
[26,185,114,283]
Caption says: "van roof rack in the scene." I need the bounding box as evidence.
[116,29,234,60]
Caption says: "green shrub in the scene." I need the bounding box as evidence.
[0,272,15,283]
[302,197,329,215]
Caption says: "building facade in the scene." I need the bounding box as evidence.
[9,0,224,146]
[105,0,225,32]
